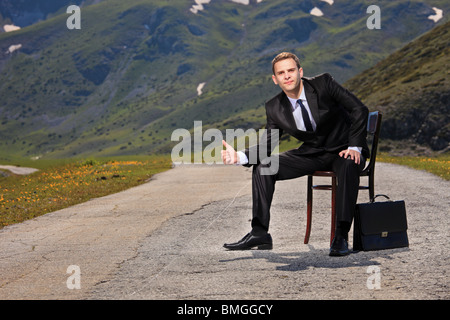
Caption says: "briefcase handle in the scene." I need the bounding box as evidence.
[370,194,392,203]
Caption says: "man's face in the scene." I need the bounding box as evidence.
[272,58,303,97]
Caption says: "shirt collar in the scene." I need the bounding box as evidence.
[287,87,306,111]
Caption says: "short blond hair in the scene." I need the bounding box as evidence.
[271,52,301,75]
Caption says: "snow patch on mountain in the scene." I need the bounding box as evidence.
[197,82,206,96]
[310,7,324,17]
[6,44,22,54]
[3,24,21,32]
[190,0,211,14]
[190,0,264,14]
[428,7,443,23]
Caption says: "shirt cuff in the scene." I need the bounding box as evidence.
[236,151,249,165]
[348,146,362,154]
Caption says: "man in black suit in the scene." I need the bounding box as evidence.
[221,52,369,256]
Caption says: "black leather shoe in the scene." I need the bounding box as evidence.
[224,233,273,250]
[329,236,350,256]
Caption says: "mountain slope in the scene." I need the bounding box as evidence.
[0,0,448,160]
[0,0,104,30]
[345,20,449,155]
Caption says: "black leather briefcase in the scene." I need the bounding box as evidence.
[353,195,409,251]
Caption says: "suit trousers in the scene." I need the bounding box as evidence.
[251,149,366,236]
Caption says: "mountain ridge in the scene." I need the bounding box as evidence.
[0,0,448,160]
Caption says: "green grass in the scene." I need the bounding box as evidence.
[377,153,450,181]
[0,155,172,228]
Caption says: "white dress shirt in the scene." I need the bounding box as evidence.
[287,88,317,132]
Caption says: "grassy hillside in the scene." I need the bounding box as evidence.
[345,20,449,155]
[0,0,448,161]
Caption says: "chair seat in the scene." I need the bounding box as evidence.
[310,171,336,191]
[311,171,336,177]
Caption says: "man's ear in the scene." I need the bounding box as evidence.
[272,75,278,85]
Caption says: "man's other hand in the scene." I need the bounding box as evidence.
[339,148,361,164]
[221,140,238,164]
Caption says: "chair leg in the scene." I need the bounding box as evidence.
[330,176,337,246]
[369,173,375,201]
[305,175,313,244]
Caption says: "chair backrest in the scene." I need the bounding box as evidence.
[362,111,382,174]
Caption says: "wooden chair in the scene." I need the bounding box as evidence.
[304,111,382,245]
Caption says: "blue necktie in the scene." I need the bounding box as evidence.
[297,99,314,131]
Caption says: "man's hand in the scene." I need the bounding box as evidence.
[339,148,361,164]
[221,140,238,165]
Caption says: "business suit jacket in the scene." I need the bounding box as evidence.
[244,73,369,165]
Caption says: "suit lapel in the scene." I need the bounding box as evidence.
[279,92,298,131]
[303,80,320,126]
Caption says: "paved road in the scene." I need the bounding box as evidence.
[0,165,39,175]
[0,163,448,300]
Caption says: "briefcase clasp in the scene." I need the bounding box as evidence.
[381,231,388,237]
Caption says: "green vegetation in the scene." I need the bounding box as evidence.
[345,20,449,153]
[1,0,448,160]
[0,155,172,228]
[377,153,450,181]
